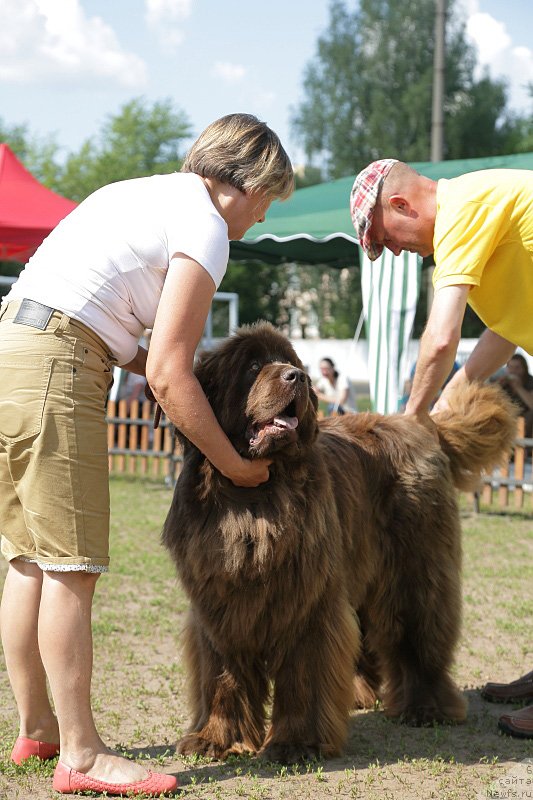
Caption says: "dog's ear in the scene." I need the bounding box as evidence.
[194,350,222,410]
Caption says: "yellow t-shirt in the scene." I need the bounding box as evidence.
[432,169,533,353]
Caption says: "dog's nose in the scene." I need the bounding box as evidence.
[281,368,306,384]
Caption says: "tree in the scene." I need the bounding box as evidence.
[56,97,192,202]
[291,0,530,177]
[215,260,287,333]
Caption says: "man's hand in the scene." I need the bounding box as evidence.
[431,395,451,415]
[405,409,439,442]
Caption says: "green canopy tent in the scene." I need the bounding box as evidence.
[230,151,533,267]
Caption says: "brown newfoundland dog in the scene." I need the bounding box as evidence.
[163,322,516,764]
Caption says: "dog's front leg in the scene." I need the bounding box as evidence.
[177,612,268,759]
[260,595,359,764]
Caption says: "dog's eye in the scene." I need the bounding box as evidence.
[249,361,261,373]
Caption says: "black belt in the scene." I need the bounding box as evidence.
[13,299,55,330]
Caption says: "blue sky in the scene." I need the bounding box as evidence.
[0,0,531,167]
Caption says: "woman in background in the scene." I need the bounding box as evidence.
[314,357,356,415]
[497,353,533,437]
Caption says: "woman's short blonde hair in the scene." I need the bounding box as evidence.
[182,113,294,201]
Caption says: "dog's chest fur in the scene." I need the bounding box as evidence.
[164,456,351,653]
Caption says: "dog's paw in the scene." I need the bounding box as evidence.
[177,732,229,760]
[392,704,465,727]
[259,742,321,765]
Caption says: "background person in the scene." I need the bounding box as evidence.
[313,357,357,415]
[496,353,533,438]
[0,113,293,796]
[350,157,533,739]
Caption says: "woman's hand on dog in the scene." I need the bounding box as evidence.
[225,456,272,487]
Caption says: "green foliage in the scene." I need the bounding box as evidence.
[291,0,532,176]
[294,164,324,189]
[216,261,362,339]
[445,76,510,158]
[0,97,192,204]
[0,118,63,187]
[301,265,362,339]
[216,260,288,333]
[56,97,192,202]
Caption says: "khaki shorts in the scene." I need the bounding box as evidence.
[0,300,116,572]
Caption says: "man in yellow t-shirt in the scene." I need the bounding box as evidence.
[350,158,533,739]
[350,159,533,428]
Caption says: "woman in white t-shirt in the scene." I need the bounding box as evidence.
[0,114,293,796]
[314,357,357,415]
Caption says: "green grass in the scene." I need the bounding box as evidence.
[0,475,531,800]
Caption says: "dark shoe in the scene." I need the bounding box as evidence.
[481,670,533,703]
[498,704,533,739]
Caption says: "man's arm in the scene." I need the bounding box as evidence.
[432,328,516,412]
[404,284,470,425]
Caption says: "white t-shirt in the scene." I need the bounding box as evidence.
[314,374,357,412]
[7,172,229,364]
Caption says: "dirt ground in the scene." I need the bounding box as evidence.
[0,479,531,800]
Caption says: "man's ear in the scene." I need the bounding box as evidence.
[389,194,411,215]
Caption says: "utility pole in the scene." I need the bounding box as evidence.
[427,0,446,311]
[431,0,446,162]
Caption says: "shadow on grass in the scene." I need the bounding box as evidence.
[119,688,531,789]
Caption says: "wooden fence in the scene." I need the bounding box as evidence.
[474,415,532,511]
[106,401,532,510]
[107,399,182,485]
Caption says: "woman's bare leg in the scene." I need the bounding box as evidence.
[38,570,148,783]
[0,559,59,743]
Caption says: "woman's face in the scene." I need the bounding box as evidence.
[226,190,272,240]
[507,358,527,381]
[320,361,335,379]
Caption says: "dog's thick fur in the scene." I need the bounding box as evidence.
[163,322,517,764]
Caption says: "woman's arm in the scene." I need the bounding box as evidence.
[122,346,148,376]
[146,255,271,488]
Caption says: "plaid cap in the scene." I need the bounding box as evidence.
[350,159,398,260]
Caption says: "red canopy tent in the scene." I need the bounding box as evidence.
[0,143,77,262]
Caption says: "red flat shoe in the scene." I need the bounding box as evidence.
[11,736,60,765]
[53,760,178,796]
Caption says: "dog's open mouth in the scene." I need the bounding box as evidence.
[249,401,299,446]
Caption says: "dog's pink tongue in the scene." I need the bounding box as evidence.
[273,416,298,430]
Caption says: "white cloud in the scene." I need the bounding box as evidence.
[465,8,533,112]
[145,0,191,50]
[145,0,191,25]
[0,0,147,87]
[212,61,247,83]
[466,13,509,62]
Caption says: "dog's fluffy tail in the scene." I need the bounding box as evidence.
[434,382,519,492]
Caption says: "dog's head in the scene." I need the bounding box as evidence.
[194,322,318,459]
